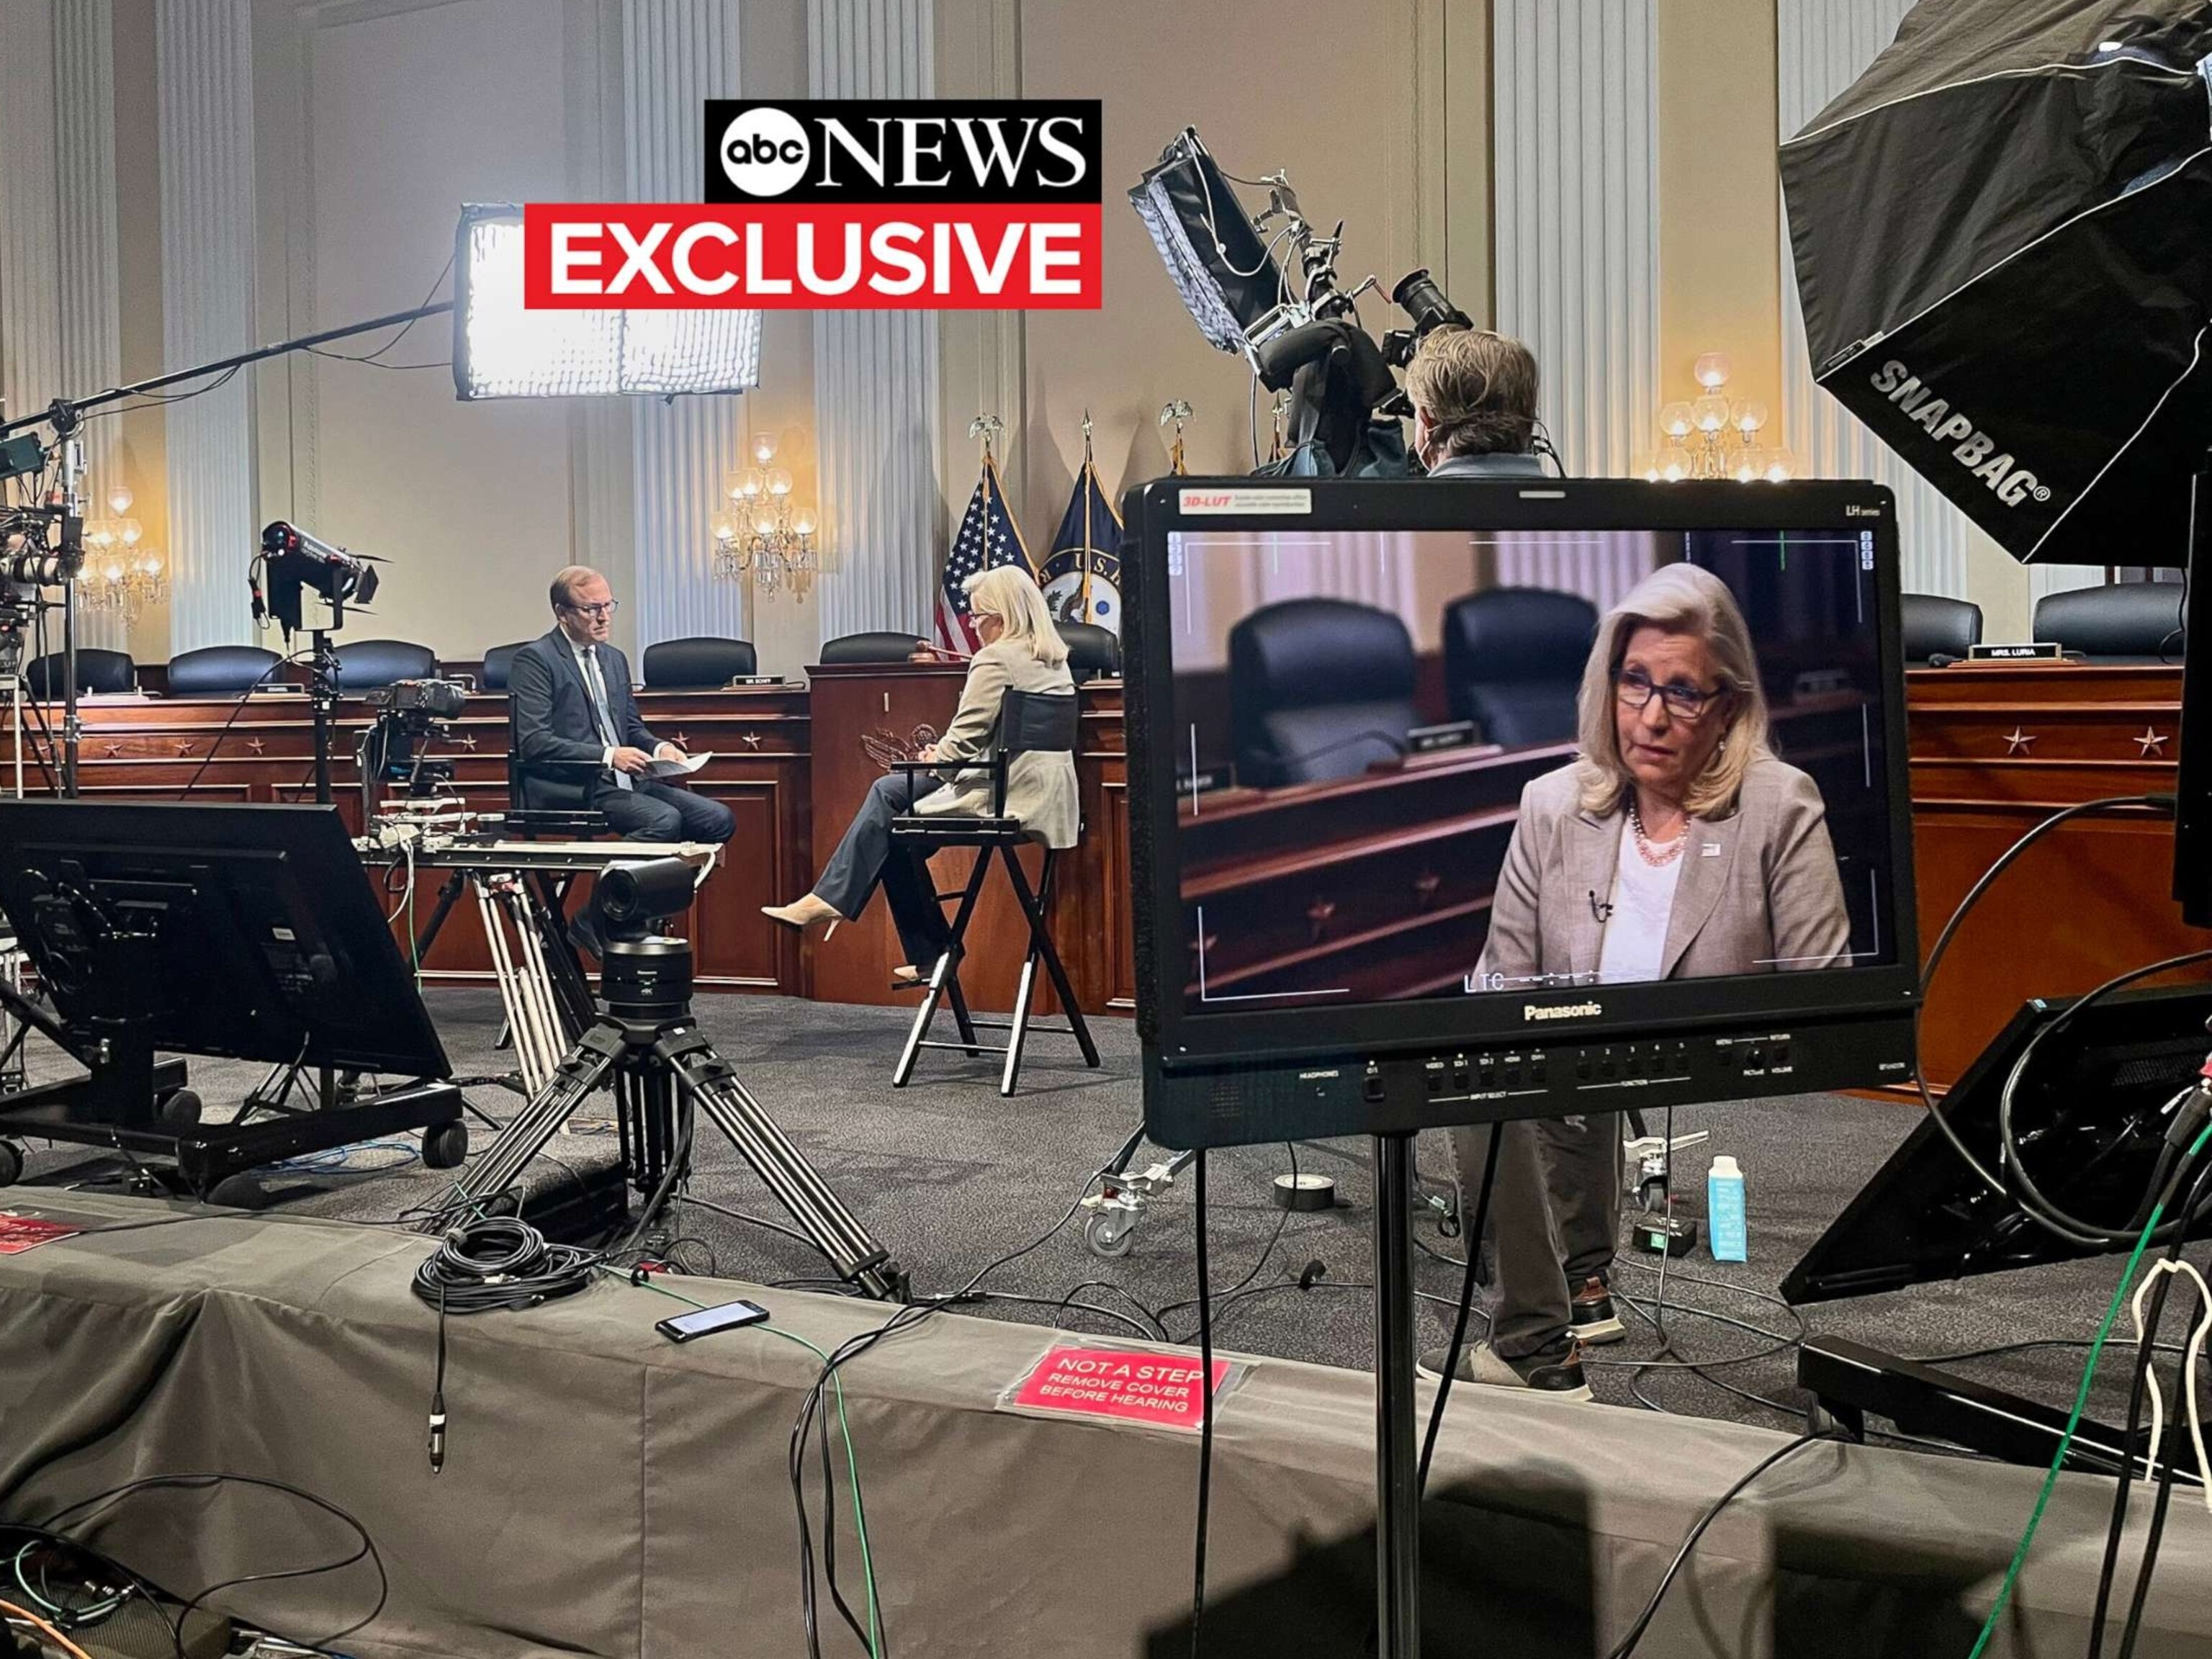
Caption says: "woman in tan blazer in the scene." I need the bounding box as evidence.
[1434,560,1850,1401]
[764,565,1078,984]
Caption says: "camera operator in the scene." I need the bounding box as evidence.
[1407,325,1617,1402]
[1406,325,1547,482]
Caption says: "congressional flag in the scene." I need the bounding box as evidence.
[938,452,1033,651]
[1037,449,1123,637]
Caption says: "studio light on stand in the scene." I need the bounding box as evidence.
[251,520,386,809]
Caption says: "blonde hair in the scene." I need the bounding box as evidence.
[1574,563,1770,819]
[1404,328,1539,457]
[963,565,1069,665]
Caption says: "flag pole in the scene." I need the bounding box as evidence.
[1078,410,1095,622]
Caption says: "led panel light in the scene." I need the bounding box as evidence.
[451,205,761,400]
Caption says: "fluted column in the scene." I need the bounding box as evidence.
[158,0,259,653]
[624,0,751,652]
[1778,0,1983,600]
[810,0,940,641]
[0,0,127,652]
[1493,0,1659,479]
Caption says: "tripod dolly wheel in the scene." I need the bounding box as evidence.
[157,1087,202,1127]
[1084,1207,1136,1259]
[0,1141,20,1187]
[422,1121,469,1170]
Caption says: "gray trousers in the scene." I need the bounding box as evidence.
[813,772,951,971]
[1447,1112,1622,1359]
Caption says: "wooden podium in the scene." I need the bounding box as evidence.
[1907,661,2199,1089]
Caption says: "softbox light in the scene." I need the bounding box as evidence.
[1781,1,2212,566]
[451,203,762,400]
[1129,129,1293,356]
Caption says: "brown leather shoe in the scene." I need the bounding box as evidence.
[1570,1274,1626,1345]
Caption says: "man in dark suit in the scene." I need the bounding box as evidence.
[510,565,737,847]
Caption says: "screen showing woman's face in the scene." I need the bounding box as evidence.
[1614,624,1731,806]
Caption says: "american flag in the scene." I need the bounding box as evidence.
[937,453,1033,651]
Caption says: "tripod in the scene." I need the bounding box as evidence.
[423,927,907,1301]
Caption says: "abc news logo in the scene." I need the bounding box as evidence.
[706,99,1100,204]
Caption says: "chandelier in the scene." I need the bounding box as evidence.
[713,433,818,601]
[1636,354,1794,483]
[79,485,166,621]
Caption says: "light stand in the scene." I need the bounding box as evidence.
[1370,1131,1422,1655]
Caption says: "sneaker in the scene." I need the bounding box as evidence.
[1417,1338,1593,1401]
[1569,1274,1627,1345]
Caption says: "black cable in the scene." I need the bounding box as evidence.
[173,650,305,801]
[30,1472,387,1653]
[1159,1143,1300,1341]
[1911,793,2175,1245]
[409,1215,598,1475]
[304,255,454,367]
[2087,1155,2212,1658]
[1997,950,2212,1247]
[675,1191,822,1256]
[1190,1148,1213,1659]
[1048,1278,1171,1341]
[1600,1434,1833,1659]
[787,1155,1107,1658]
[1419,1123,1500,1495]
[2115,1348,2194,1659]
[968,1290,1161,1341]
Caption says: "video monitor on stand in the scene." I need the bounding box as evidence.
[0,800,465,1202]
[1120,475,1923,1658]
[1123,476,1923,1151]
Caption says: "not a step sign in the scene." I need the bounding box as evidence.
[1002,1343,1240,1434]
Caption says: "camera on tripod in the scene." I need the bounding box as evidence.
[1131,127,1474,474]
[364,677,469,799]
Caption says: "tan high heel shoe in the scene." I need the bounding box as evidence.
[761,894,845,935]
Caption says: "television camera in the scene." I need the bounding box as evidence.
[1130,127,1475,475]
[361,676,469,808]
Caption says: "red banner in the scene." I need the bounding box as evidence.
[522,202,1101,310]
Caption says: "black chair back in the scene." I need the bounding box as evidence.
[480,641,528,692]
[642,636,758,688]
[820,631,925,665]
[1899,594,1983,662]
[1056,622,1120,683]
[2033,583,2185,662]
[164,644,282,696]
[1227,598,1417,787]
[1442,588,1597,746]
[25,649,134,698]
[333,638,438,691]
[999,687,1079,759]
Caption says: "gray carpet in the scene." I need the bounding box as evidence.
[7,988,2162,1439]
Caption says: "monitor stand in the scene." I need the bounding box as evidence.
[1372,1130,1423,1655]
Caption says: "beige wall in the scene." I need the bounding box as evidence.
[941,0,1491,530]
[1655,0,1779,410]
[90,0,2033,668]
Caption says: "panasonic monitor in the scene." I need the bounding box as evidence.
[1121,477,1921,1149]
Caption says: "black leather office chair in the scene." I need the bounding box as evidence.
[1058,622,1120,683]
[24,649,134,698]
[164,644,282,696]
[480,641,528,692]
[2034,583,2186,662]
[641,636,758,688]
[1227,599,1419,787]
[333,638,438,691]
[1442,588,1597,746]
[884,687,1100,1097]
[819,631,927,665]
[1899,594,1983,663]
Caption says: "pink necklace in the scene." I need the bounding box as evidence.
[1628,799,1687,868]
